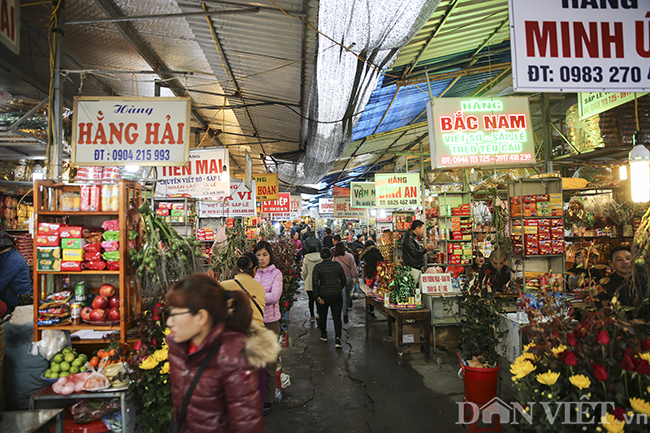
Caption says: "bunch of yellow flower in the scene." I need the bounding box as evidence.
[138,328,171,372]
[510,352,537,381]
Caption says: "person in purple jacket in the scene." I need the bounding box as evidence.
[253,241,283,414]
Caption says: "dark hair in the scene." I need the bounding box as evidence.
[307,245,318,254]
[333,242,346,257]
[237,252,258,277]
[333,234,341,242]
[610,245,631,261]
[357,234,364,240]
[166,274,252,333]
[411,220,424,231]
[309,231,316,237]
[253,241,275,265]
[365,239,375,248]
[326,228,332,235]
[292,231,300,238]
[321,248,332,259]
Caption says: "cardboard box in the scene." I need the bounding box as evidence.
[36,234,60,247]
[61,238,87,249]
[171,209,184,217]
[38,223,60,235]
[59,226,83,238]
[397,323,421,353]
[37,258,60,272]
[62,249,84,261]
[37,247,61,260]
[550,193,562,203]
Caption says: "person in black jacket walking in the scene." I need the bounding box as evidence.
[312,248,347,348]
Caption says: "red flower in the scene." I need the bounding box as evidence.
[134,341,142,352]
[593,364,608,381]
[622,354,636,371]
[561,351,577,367]
[152,337,158,347]
[612,406,626,421]
[284,301,290,307]
[597,330,610,345]
[636,359,650,375]
[642,337,650,352]
[566,333,578,347]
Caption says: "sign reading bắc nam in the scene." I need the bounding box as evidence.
[254,173,279,201]
[350,182,376,208]
[155,148,229,197]
[72,97,191,166]
[427,97,535,169]
[333,197,369,219]
[374,173,420,208]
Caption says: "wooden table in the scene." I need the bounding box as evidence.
[363,287,432,364]
[0,409,64,433]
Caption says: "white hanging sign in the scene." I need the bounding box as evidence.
[319,198,334,216]
[333,197,369,219]
[155,148,229,197]
[197,180,256,218]
[420,273,456,295]
[374,173,421,208]
[0,0,19,54]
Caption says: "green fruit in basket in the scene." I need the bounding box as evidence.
[59,372,69,378]
[72,358,83,367]
[69,366,80,374]
[60,361,71,372]
[53,354,64,364]
[80,365,88,372]
[43,371,50,378]
[64,353,76,363]
[62,347,73,355]
[49,372,59,379]
[50,363,61,373]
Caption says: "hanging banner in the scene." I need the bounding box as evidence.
[290,195,301,217]
[579,92,648,119]
[197,181,256,218]
[333,186,351,197]
[270,212,292,221]
[374,173,421,208]
[0,0,19,54]
[427,97,535,169]
[350,182,376,208]
[254,173,279,201]
[71,96,191,166]
[155,148,229,197]
[319,198,334,216]
[261,192,290,213]
[420,273,456,295]
[333,197,369,219]
[508,0,650,92]
[245,151,252,191]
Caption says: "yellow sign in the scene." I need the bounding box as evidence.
[254,173,279,201]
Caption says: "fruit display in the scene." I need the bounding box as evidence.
[52,372,91,395]
[83,284,120,324]
[43,347,88,380]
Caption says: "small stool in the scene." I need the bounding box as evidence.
[460,397,502,433]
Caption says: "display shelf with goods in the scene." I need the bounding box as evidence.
[150,197,195,237]
[392,211,415,265]
[32,179,142,345]
[507,178,565,291]
[0,180,34,231]
[436,192,472,267]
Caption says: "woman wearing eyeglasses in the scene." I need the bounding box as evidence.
[166,274,279,433]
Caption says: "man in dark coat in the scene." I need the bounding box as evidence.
[402,220,435,283]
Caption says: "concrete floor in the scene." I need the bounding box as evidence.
[264,289,517,433]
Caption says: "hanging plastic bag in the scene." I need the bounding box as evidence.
[83,357,111,392]
[29,330,67,360]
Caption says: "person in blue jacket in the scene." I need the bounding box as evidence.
[0,229,32,313]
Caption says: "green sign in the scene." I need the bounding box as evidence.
[374,173,420,208]
[350,182,376,208]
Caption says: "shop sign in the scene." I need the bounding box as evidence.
[155,148,229,197]
[0,0,19,54]
[319,198,334,216]
[197,180,256,218]
[427,97,535,169]
[261,192,290,213]
[579,91,648,119]
[420,273,456,295]
[71,96,191,166]
[508,0,650,92]
[350,182,376,208]
[333,186,350,197]
[333,197,369,219]
[254,173,279,201]
[374,173,421,208]
[290,195,301,215]
[270,212,291,221]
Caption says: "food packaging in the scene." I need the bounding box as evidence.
[83,243,102,252]
[37,247,61,260]
[83,261,106,270]
[102,251,119,261]
[62,249,84,261]
[38,223,60,235]
[83,251,102,262]
[36,235,60,247]
[84,232,103,243]
[61,238,87,249]
[59,226,83,238]
[61,261,83,271]
[37,259,61,272]
[101,240,119,252]
[101,220,119,232]
[106,261,120,271]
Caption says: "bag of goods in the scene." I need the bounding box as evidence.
[83,357,111,391]
[107,261,120,271]
[101,220,119,232]
[102,231,119,242]
[103,362,129,388]
[83,261,106,270]
[102,251,119,262]
[83,243,102,252]
[52,372,91,395]
[101,240,119,252]
[84,232,103,244]
[83,251,102,262]
[71,398,121,424]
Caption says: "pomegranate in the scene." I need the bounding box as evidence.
[99,284,116,298]
[92,296,109,310]
[89,308,106,322]
[81,307,93,322]
[107,307,120,321]
[108,296,120,309]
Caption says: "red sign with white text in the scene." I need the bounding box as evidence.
[262,192,290,213]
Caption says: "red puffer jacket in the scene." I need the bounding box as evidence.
[167,321,279,433]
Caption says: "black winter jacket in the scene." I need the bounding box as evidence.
[402,229,427,270]
[312,259,347,298]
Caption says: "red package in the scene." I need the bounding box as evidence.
[83,251,102,261]
[83,243,102,252]
[36,234,59,247]
[38,223,60,235]
[83,261,106,270]
[106,261,120,271]
[61,261,82,271]
[60,226,83,238]
[81,185,102,211]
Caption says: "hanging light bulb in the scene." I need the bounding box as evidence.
[32,163,44,181]
[629,131,650,203]
[220,165,229,183]
[619,165,628,180]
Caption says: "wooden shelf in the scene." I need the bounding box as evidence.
[37,324,119,331]
[441,239,472,242]
[510,215,563,219]
[36,270,120,275]
[38,211,119,216]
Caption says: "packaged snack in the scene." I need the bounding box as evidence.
[102,251,120,261]
[61,238,87,249]
[84,232,103,243]
[102,231,120,242]
[83,243,102,252]
[101,241,119,252]
[60,226,83,238]
[60,192,81,212]
[101,220,119,232]
[61,261,83,271]
[83,358,111,392]
[38,223,60,235]
[83,261,106,270]
[83,251,102,262]
[36,235,60,247]
[106,261,120,271]
[37,247,61,260]
[62,249,84,261]
[37,258,61,272]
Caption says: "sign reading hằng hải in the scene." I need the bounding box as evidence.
[374,173,421,208]
[427,97,535,169]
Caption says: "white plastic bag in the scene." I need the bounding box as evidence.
[29,330,67,360]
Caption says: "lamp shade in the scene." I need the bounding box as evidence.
[629,139,650,203]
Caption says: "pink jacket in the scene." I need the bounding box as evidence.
[333,252,359,278]
[254,265,283,323]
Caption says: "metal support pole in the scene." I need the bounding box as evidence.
[542,93,553,173]
[420,141,429,269]
[50,0,65,179]
[425,71,433,100]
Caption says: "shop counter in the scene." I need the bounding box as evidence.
[362,287,432,364]
[0,409,64,433]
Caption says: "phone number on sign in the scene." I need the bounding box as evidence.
[93,149,171,162]
[440,153,533,165]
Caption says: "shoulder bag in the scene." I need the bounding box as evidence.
[167,341,222,433]
[234,279,265,318]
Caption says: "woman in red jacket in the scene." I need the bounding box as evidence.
[166,274,279,433]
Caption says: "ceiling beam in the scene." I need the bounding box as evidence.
[66,7,259,25]
[397,61,511,87]
[185,0,307,17]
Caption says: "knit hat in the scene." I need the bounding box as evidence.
[0,230,14,249]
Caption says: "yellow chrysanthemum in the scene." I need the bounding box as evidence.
[551,345,567,356]
[523,342,536,352]
[638,353,650,363]
[569,374,591,390]
[536,371,560,386]
[600,413,625,433]
[511,360,537,380]
[630,397,650,417]
[515,352,538,364]
[164,327,172,335]
[139,356,159,371]
[160,362,170,375]
[153,347,169,362]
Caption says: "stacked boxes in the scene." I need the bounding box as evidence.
[447,242,472,265]
[156,202,185,224]
[196,227,215,242]
[60,226,85,272]
[510,195,563,218]
[36,223,61,271]
[511,218,564,256]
